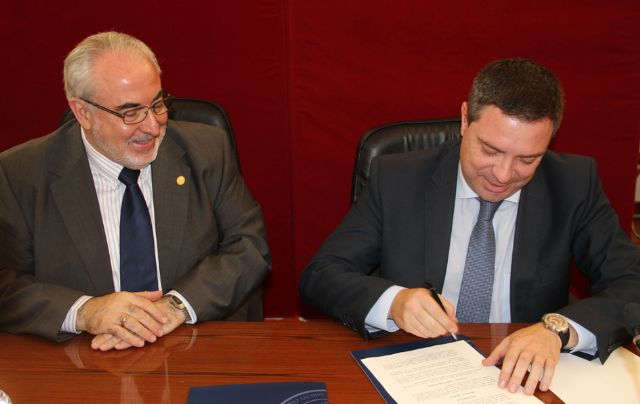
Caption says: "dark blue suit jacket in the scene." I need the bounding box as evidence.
[299,140,640,362]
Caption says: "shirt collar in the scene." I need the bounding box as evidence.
[456,162,520,204]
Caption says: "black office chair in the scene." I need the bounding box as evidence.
[60,97,241,172]
[351,118,462,204]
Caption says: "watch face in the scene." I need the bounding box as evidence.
[171,296,185,309]
[543,313,568,332]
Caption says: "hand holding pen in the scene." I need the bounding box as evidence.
[424,282,458,340]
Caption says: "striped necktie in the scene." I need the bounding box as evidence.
[456,198,502,322]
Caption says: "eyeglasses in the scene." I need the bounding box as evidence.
[81,93,173,125]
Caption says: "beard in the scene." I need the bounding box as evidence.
[88,121,166,169]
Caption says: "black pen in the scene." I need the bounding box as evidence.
[424,282,458,340]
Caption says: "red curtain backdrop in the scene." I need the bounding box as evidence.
[2,1,639,317]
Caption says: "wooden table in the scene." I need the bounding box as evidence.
[0,319,620,403]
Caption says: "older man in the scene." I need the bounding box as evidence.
[299,58,640,395]
[0,32,270,351]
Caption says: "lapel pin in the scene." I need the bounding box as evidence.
[176,176,186,186]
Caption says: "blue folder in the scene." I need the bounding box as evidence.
[351,335,478,404]
[187,381,328,404]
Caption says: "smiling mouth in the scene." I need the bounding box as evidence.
[129,135,156,146]
[484,178,509,192]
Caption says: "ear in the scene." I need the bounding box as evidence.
[67,98,93,130]
[460,102,469,136]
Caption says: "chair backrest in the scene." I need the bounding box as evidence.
[351,118,462,204]
[59,97,240,171]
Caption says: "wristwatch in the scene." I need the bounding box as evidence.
[541,313,570,350]
[167,295,191,322]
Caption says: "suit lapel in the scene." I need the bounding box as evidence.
[151,128,190,290]
[424,143,459,290]
[510,170,545,321]
[49,124,114,292]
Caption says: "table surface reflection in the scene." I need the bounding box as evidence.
[0,318,616,403]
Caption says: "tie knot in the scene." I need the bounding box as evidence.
[119,168,141,186]
[477,198,502,221]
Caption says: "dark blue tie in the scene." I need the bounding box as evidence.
[119,168,158,292]
[457,198,502,322]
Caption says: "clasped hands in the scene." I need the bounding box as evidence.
[76,290,187,351]
[390,288,575,396]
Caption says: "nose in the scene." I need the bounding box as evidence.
[492,156,514,184]
[138,108,162,134]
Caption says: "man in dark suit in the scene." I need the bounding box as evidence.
[0,32,270,351]
[299,59,640,395]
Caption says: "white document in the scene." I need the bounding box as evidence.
[551,347,640,404]
[361,340,541,403]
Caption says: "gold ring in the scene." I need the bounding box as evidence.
[120,315,128,327]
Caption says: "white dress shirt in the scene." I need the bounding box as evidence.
[60,129,196,333]
[365,163,596,355]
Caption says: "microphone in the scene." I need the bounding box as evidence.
[623,302,640,353]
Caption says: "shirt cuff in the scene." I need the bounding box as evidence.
[364,285,405,333]
[566,317,598,356]
[61,295,93,334]
[166,290,197,324]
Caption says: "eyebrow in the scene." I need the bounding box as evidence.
[478,138,545,159]
[113,90,164,111]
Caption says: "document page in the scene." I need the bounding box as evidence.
[361,340,541,404]
[551,347,640,404]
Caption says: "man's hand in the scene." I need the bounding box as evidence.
[91,295,187,351]
[155,295,188,333]
[483,322,577,395]
[76,291,167,350]
[389,288,458,338]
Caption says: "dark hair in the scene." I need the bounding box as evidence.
[467,58,564,135]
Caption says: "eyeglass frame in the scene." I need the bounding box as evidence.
[80,92,174,125]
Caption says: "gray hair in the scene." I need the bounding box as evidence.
[63,31,161,99]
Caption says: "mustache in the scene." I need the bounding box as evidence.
[128,133,158,143]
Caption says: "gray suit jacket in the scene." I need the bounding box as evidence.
[0,120,271,341]
[299,140,640,362]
